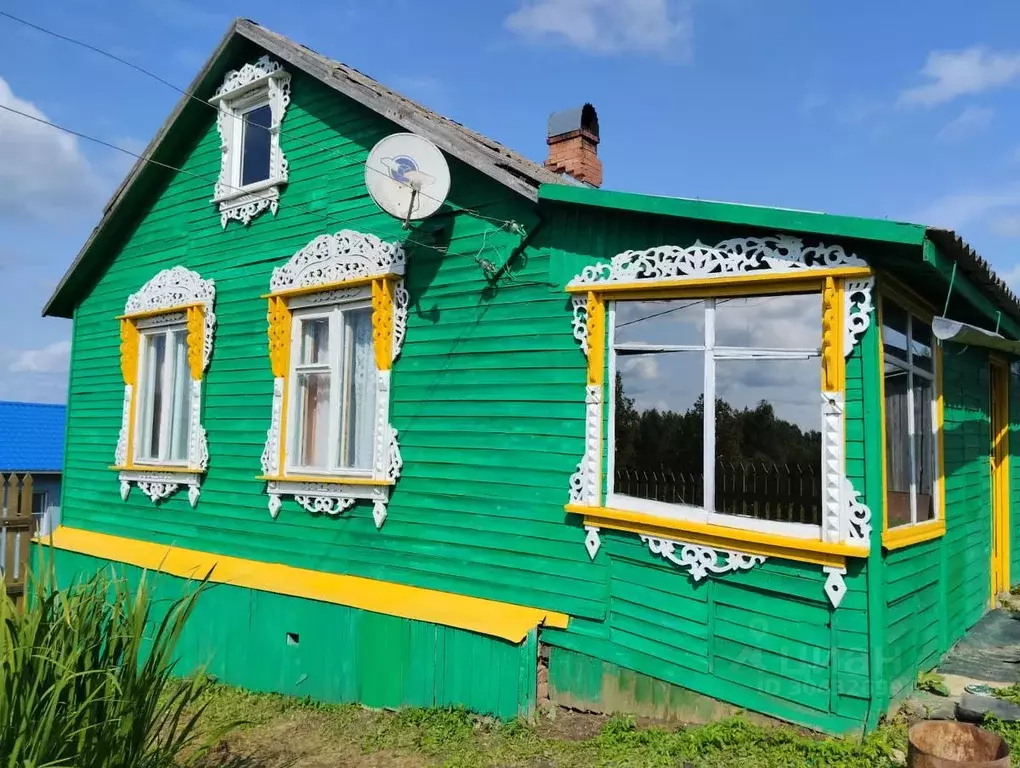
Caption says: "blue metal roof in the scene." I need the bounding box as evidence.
[0,401,66,472]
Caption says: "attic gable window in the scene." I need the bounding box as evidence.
[210,55,291,228]
[114,267,216,507]
[260,229,409,528]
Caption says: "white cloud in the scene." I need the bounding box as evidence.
[935,106,994,142]
[621,355,661,381]
[10,340,70,374]
[915,184,1020,230]
[901,47,1020,107]
[0,76,104,220]
[989,213,1020,238]
[505,0,692,57]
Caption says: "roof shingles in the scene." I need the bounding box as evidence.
[0,401,66,473]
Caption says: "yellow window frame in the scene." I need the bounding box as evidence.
[568,266,875,568]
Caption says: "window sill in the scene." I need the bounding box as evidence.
[258,474,395,487]
[882,519,945,550]
[211,177,284,204]
[568,503,869,568]
[111,464,205,475]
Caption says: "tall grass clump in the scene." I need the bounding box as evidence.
[0,563,219,767]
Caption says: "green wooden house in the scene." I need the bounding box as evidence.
[40,18,1020,734]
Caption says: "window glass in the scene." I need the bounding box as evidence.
[169,330,191,462]
[884,364,912,527]
[31,492,47,517]
[288,305,379,474]
[136,328,192,464]
[883,297,939,528]
[715,294,821,350]
[296,371,331,468]
[300,318,330,365]
[340,308,376,470]
[614,300,703,347]
[139,333,166,461]
[882,302,909,363]
[613,351,704,507]
[713,358,821,525]
[240,103,273,186]
[611,293,822,528]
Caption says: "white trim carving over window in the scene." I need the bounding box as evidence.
[261,230,408,528]
[115,267,216,507]
[210,55,291,228]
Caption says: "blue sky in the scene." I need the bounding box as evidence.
[1,0,1019,403]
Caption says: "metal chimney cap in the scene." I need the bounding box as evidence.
[547,103,599,139]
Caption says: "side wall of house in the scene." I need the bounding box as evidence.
[46,549,536,718]
[538,204,881,734]
[1010,367,1020,580]
[56,50,598,718]
[882,342,992,705]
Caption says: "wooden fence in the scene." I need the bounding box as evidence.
[615,463,821,525]
[1,474,35,603]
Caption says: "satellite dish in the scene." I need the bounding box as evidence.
[365,133,451,223]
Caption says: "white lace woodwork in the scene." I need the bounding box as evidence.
[820,392,844,543]
[262,230,406,525]
[568,235,867,289]
[844,478,872,544]
[269,230,406,293]
[116,267,215,507]
[640,536,766,581]
[211,56,291,227]
[844,277,875,357]
[823,566,848,608]
[584,526,601,560]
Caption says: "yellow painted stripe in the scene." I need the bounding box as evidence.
[570,504,867,568]
[882,519,946,550]
[40,527,568,643]
[257,474,395,486]
[261,273,401,300]
[565,266,873,296]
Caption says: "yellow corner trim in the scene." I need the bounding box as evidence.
[40,527,569,643]
[262,273,401,300]
[118,302,205,321]
[569,504,867,568]
[882,519,946,550]
[258,474,395,486]
[565,267,873,296]
[110,465,205,475]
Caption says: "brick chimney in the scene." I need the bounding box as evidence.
[545,103,601,187]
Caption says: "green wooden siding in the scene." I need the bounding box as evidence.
[881,342,992,705]
[536,204,883,735]
[61,63,607,626]
[44,547,535,718]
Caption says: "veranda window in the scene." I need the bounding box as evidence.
[286,303,376,475]
[609,294,823,534]
[882,299,938,528]
[135,325,192,464]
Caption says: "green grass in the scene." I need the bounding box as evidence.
[192,685,910,767]
[0,564,227,768]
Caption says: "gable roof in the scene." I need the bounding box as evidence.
[44,18,562,319]
[0,401,66,473]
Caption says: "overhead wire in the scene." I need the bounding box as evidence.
[0,102,451,254]
[0,9,527,236]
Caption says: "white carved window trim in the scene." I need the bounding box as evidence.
[261,229,408,528]
[210,55,291,228]
[116,266,216,508]
[567,234,876,608]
